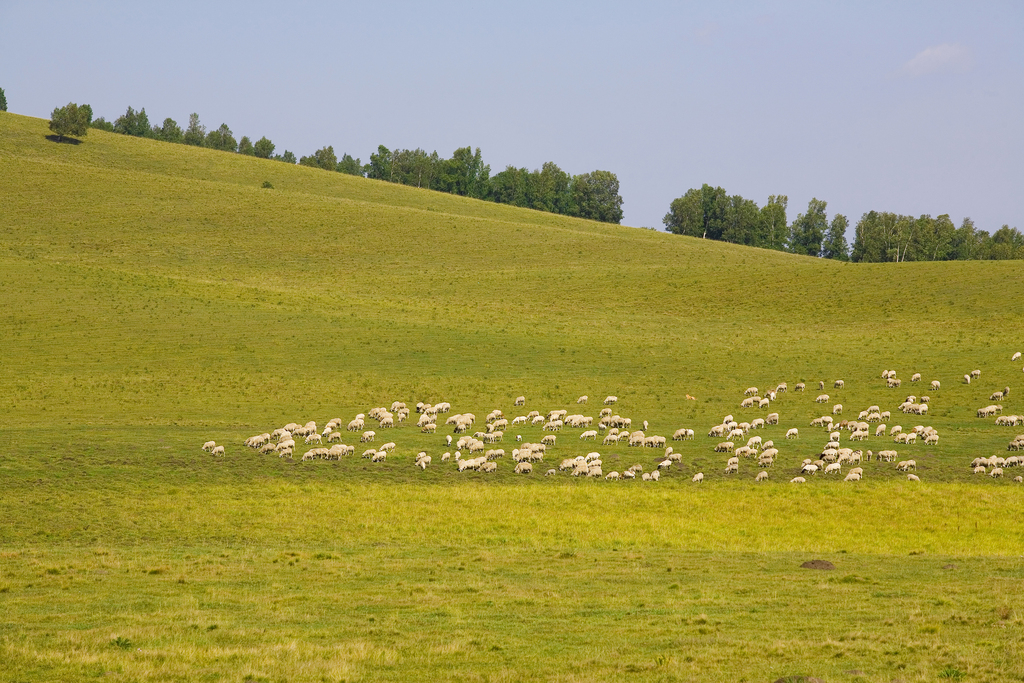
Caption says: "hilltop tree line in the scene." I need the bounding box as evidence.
[665,184,1022,261]
[90,107,297,163]
[850,212,1023,261]
[83,104,623,224]
[35,98,1020,246]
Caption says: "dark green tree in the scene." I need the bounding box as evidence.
[274,150,296,164]
[759,195,788,250]
[389,148,437,187]
[299,145,337,171]
[949,218,978,260]
[663,184,727,238]
[569,170,623,224]
[183,113,206,146]
[91,117,114,132]
[366,145,393,181]
[237,135,254,155]
[912,214,956,261]
[821,214,850,260]
[113,106,152,137]
[205,123,237,152]
[787,198,829,256]
[0,87,7,112]
[532,162,571,213]
[155,117,183,143]
[851,211,915,262]
[253,136,275,159]
[720,195,760,245]
[663,188,702,236]
[851,211,882,262]
[336,153,363,175]
[437,147,489,198]
[49,102,90,141]
[489,165,531,207]
[988,225,1024,260]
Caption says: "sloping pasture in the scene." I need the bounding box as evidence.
[1,113,1022,682]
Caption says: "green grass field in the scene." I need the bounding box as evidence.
[1,112,1023,682]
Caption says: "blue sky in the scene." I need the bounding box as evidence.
[2,1,1021,233]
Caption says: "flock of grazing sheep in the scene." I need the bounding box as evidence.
[200,353,1024,485]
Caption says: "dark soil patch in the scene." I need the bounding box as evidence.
[800,560,835,570]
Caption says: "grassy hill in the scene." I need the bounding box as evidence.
[1,111,1023,682]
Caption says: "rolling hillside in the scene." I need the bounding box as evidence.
[2,112,1023,683]
[2,111,1020,431]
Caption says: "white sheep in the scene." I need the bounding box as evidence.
[202,441,217,452]
[211,445,225,456]
[790,476,806,483]
[692,472,704,483]
[906,473,920,482]
[603,396,617,405]
[755,470,768,482]
[786,428,799,439]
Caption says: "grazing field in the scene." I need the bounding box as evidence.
[1,112,1023,682]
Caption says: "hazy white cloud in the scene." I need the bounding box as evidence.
[901,43,973,77]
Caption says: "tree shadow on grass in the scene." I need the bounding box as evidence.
[45,135,83,145]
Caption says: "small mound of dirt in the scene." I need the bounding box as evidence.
[772,677,826,683]
[800,560,835,570]
[942,564,957,570]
